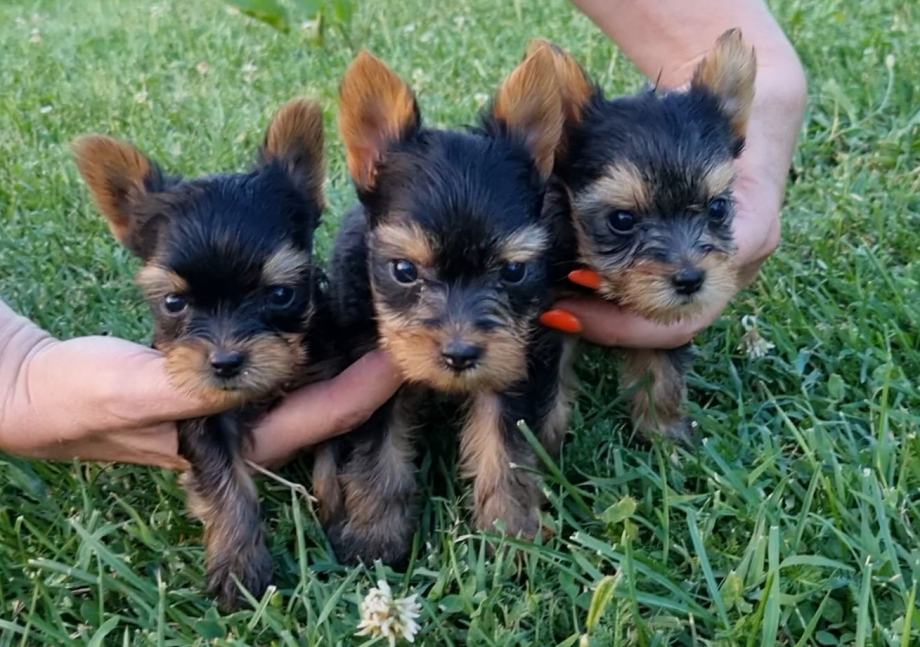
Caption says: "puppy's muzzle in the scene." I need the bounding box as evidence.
[441,339,483,372]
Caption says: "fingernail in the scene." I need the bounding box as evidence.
[568,268,603,290]
[539,309,583,334]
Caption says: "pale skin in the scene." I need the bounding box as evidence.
[557,0,808,348]
[0,299,403,469]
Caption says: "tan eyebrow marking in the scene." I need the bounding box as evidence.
[262,244,310,285]
[137,264,188,298]
[372,222,435,267]
[500,224,549,263]
[574,161,651,215]
[701,160,735,198]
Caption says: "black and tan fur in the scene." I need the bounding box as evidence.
[74,99,330,609]
[313,46,574,565]
[545,30,756,441]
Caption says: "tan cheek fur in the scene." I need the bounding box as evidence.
[375,305,530,393]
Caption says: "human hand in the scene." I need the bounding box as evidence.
[246,351,403,468]
[0,320,231,468]
[0,302,403,468]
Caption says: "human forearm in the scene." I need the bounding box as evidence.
[571,0,804,89]
[0,300,57,451]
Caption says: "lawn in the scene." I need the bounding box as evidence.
[0,0,917,644]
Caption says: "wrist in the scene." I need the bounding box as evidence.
[0,304,59,451]
[753,56,808,116]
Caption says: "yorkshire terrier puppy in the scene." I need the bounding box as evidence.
[74,99,328,609]
[313,46,575,565]
[545,30,756,441]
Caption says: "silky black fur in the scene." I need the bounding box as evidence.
[317,118,570,566]
[557,88,738,271]
[549,35,753,441]
[146,164,329,609]
[138,164,325,348]
[75,109,331,610]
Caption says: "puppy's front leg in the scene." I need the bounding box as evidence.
[319,392,418,566]
[620,345,694,443]
[461,393,542,539]
[179,414,271,611]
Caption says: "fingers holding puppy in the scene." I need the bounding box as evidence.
[247,351,403,468]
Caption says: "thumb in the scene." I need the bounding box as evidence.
[248,351,404,466]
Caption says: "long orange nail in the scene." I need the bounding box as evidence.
[568,268,603,290]
[539,309,583,334]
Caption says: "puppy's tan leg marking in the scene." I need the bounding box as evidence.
[620,349,690,442]
[540,336,578,456]
[461,393,542,538]
[328,395,418,565]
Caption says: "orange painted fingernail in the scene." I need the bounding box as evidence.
[568,268,603,290]
[539,309,583,334]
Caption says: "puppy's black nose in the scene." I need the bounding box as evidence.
[671,268,705,295]
[210,350,245,378]
[441,341,482,372]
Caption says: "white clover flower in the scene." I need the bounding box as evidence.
[738,315,774,359]
[196,61,210,76]
[241,62,258,83]
[134,89,149,105]
[356,580,421,646]
[29,28,42,44]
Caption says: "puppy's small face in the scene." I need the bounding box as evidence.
[566,123,739,325]
[136,192,316,398]
[339,49,563,392]
[370,206,550,393]
[75,100,326,399]
[551,31,756,324]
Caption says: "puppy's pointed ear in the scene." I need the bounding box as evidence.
[528,39,593,128]
[73,135,165,254]
[527,39,594,160]
[261,98,326,206]
[490,43,564,181]
[339,51,420,191]
[691,28,756,142]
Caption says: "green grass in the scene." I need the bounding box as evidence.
[0,0,917,644]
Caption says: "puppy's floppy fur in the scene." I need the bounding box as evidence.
[313,46,575,565]
[74,99,329,610]
[546,30,756,440]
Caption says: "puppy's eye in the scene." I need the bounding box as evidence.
[500,261,527,284]
[607,210,636,234]
[267,285,295,308]
[391,259,418,285]
[708,197,729,222]
[163,294,188,315]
